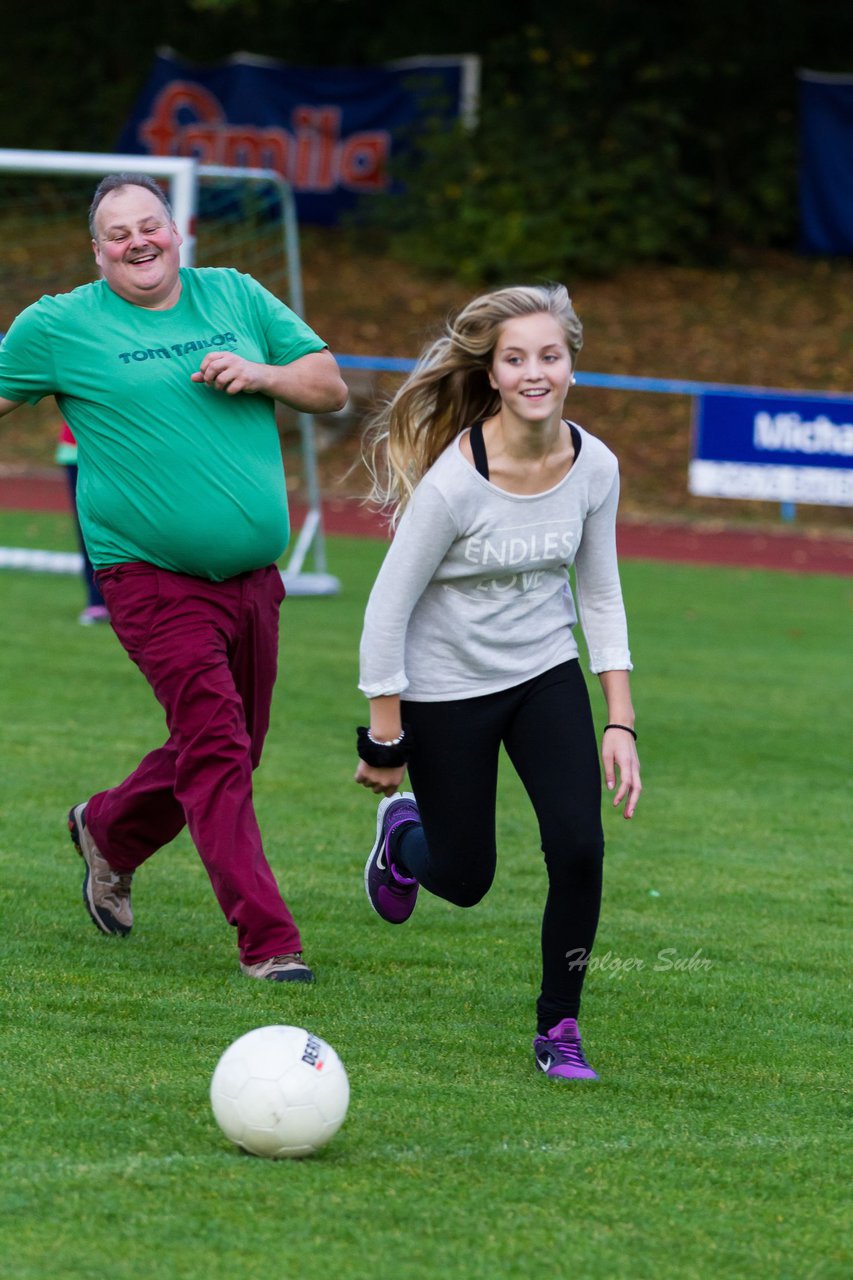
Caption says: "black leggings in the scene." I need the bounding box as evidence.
[65,465,106,609]
[397,660,604,1034]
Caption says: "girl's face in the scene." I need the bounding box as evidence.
[488,312,573,425]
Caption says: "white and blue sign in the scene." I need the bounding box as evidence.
[690,391,853,507]
[116,49,478,225]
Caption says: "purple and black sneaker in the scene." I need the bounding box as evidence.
[533,1018,599,1081]
[364,792,421,924]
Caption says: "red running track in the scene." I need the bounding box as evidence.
[1,473,851,576]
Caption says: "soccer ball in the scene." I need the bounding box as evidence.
[210,1025,350,1158]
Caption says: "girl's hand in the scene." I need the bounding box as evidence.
[602,729,642,819]
[354,759,406,797]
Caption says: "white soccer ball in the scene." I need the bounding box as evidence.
[210,1025,350,1158]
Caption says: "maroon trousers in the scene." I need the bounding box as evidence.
[87,562,301,964]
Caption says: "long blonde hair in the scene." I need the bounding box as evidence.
[363,283,583,522]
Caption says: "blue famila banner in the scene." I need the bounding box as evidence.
[116,48,479,225]
[798,69,853,256]
[690,391,853,507]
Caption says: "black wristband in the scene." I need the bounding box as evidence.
[357,725,413,768]
[603,723,637,742]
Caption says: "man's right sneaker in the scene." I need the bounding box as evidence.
[68,803,133,937]
[364,792,421,924]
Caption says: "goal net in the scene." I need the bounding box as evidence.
[0,150,339,595]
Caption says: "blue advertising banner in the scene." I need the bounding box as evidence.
[116,49,478,225]
[798,69,853,255]
[690,391,853,507]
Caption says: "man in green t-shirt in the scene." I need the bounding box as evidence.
[0,173,348,983]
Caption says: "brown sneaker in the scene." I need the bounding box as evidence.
[240,953,315,983]
[68,803,133,937]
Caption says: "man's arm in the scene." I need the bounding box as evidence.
[191,348,348,414]
[0,395,24,418]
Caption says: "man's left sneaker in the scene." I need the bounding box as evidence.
[533,1018,599,1081]
[364,792,421,924]
[240,953,315,983]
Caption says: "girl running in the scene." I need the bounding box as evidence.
[354,284,641,1081]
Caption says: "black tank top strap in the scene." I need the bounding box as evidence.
[469,420,490,480]
[470,420,580,479]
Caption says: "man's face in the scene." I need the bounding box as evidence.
[92,186,183,309]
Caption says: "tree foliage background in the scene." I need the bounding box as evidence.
[0,0,849,276]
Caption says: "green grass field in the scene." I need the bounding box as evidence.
[0,509,849,1280]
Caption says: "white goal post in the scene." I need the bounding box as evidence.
[0,148,339,596]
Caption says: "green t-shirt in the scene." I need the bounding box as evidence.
[0,268,327,580]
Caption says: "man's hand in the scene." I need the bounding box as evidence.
[192,348,348,412]
[191,352,262,396]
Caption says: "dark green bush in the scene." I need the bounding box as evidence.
[360,25,802,279]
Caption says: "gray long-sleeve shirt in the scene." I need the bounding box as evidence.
[359,425,632,702]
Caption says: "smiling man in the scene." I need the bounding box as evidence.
[91,180,185,309]
[0,173,348,984]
